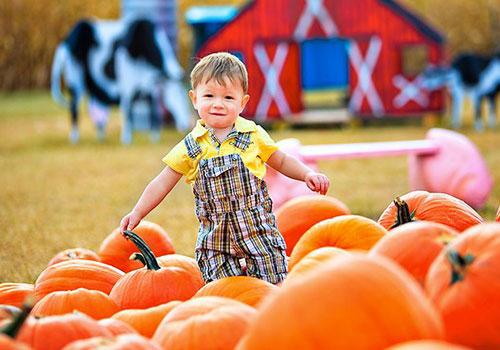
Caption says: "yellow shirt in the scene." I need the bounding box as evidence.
[163,117,279,184]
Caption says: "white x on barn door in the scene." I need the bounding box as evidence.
[348,36,384,116]
[254,43,291,118]
[392,74,429,108]
[294,0,338,40]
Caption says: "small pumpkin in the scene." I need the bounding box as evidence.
[32,288,119,320]
[111,301,181,338]
[193,276,278,307]
[378,191,483,232]
[152,296,256,350]
[426,222,500,349]
[97,318,137,336]
[370,221,458,286]
[98,221,175,272]
[0,283,34,308]
[288,215,387,270]
[48,248,100,266]
[34,260,124,301]
[384,340,473,350]
[61,334,162,350]
[109,231,204,310]
[275,195,350,255]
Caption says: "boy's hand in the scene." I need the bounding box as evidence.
[305,172,330,195]
[119,211,142,235]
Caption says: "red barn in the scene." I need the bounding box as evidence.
[196,0,445,121]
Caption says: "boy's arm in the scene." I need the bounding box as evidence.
[266,149,330,195]
[120,166,182,232]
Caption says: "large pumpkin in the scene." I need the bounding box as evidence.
[236,254,444,350]
[0,335,33,350]
[0,283,34,308]
[111,301,181,338]
[32,288,119,320]
[61,333,162,350]
[426,222,500,349]
[97,318,137,336]
[288,215,387,270]
[16,313,112,350]
[34,260,124,301]
[109,232,204,310]
[275,195,350,255]
[378,191,483,232]
[98,221,175,272]
[48,248,100,266]
[193,276,278,307]
[152,296,256,350]
[370,221,458,286]
[384,340,473,350]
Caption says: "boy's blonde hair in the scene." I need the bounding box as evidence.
[190,52,248,93]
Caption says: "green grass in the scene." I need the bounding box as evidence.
[1,91,499,283]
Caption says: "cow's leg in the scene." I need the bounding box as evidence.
[472,93,484,131]
[450,88,464,129]
[488,94,498,128]
[88,98,110,141]
[148,93,161,143]
[69,88,79,144]
[120,95,133,145]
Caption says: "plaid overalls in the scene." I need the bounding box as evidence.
[185,129,288,284]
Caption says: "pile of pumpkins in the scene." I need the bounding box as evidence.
[1,190,500,350]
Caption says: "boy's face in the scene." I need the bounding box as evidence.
[189,77,250,130]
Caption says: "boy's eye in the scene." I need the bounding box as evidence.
[225,96,234,100]
[204,94,213,98]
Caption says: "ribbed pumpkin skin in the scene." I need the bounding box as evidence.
[193,276,278,307]
[32,288,119,320]
[0,283,34,307]
[153,296,256,350]
[275,195,351,255]
[236,254,444,350]
[378,191,483,232]
[284,246,350,285]
[34,260,124,301]
[111,301,181,338]
[97,318,137,336]
[17,314,113,350]
[384,340,473,350]
[426,223,500,350]
[61,334,162,350]
[370,221,458,286]
[48,248,100,266]
[289,215,387,269]
[98,221,175,272]
[109,254,204,310]
[0,334,33,350]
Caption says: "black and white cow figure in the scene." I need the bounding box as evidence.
[422,53,500,131]
[51,18,191,144]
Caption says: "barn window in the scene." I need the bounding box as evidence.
[401,45,429,76]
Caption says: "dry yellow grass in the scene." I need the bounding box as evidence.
[1,91,499,283]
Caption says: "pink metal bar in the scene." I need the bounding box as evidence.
[300,140,440,162]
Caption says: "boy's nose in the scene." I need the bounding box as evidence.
[213,98,224,108]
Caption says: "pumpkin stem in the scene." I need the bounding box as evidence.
[123,231,161,270]
[390,197,417,229]
[446,250,475,284]
[130,252,147,266]
[1,297,33,338]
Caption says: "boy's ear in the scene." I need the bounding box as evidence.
[240,94,250,111]
[188,90,197,110]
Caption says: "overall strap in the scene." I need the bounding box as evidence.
[184,133,202,159]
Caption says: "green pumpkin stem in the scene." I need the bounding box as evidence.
[446,250,475,284]
[123,231,161,270]
[1,298,33,338]
[390,197,417,229]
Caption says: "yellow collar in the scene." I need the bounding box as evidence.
[191,116,256,139]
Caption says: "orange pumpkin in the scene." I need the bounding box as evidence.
[288,215,387,270]
[111,301,181,338]
[0,334,33,350]
[0,283,34,308]
[32,288,119,320]
[370,221,458,286]
[152,296,256,350]
[384,340,473,350]
[34,260,124,301]
[283,246,350,285]
[275,195,350,255]
[193,276,278,307]
[98,221,175,272]
[426,222,500,349]
[109,232,204,310]
[61,334,162,350]
[378,191,483,232]
[16,313,112,350]
[236,254,444,350]
[97,318,137,336]
[0,305,21,322]
[0,300,33,350]
[48,248,100,266]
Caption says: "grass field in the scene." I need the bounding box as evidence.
[1,91,499,283]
